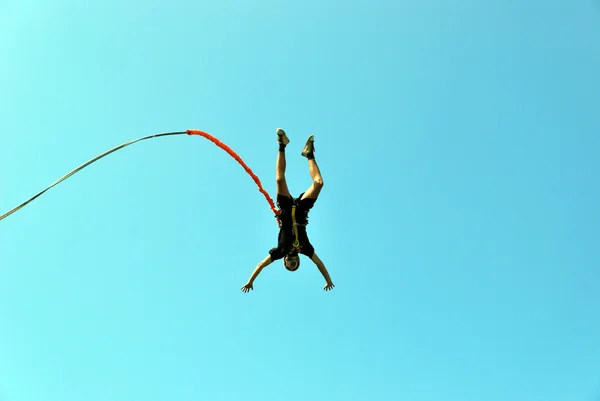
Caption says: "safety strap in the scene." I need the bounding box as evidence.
[289,201,309,255]
[291,205,301,252]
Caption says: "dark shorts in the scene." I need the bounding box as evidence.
[276,193,316,213]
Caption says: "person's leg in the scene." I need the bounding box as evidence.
[276,128,292,198]
[300,135,323,200]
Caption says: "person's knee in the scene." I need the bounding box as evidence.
[276,174,285,184]
[313,178,324,189]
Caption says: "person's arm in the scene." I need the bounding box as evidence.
[310,252,335,291]
[241,255,273,292]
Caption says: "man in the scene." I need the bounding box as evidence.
[241,128,335,293]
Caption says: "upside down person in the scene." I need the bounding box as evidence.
[241,128,335,293]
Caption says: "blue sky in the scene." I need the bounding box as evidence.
[1,1,599,400]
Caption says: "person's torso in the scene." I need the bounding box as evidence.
[278,202,310,248]
[277,225,310,254]
[279,197,310,226]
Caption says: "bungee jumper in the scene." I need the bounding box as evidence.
[240,128,335,293]
[1,128,335,292]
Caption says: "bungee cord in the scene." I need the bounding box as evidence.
[0,130,280,224]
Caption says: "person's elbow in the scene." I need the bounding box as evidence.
[260,255,273,268]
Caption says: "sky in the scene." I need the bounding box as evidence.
[1,1,599,400]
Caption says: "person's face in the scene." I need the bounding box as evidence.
[284,255,300,271]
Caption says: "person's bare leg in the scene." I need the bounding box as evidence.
[300,135,323,200]
[276,128,291,198]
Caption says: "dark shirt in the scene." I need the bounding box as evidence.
[269,193,316,261]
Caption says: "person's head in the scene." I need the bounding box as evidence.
[283,254,300,271]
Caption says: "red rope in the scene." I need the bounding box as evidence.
[187,130,281,224]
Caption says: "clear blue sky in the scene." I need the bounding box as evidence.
[1,1,599,400]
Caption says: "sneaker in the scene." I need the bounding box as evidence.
[301,135,315,157]
[276,128,290,146]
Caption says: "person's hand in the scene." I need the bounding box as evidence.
[241,282,254,293]
[323,282,335,291]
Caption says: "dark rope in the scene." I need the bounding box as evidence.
[0,131,187,222]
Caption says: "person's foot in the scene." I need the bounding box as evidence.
[276,128,290,146]
[301,135,315,158]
